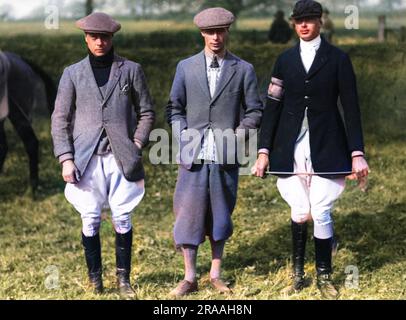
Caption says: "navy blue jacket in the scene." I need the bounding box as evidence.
[259,37,364,177]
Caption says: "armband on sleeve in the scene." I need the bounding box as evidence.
[267,77,284,101]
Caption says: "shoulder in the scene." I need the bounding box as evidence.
[65,57,88,72]
[330,45,350,61]
[226,51,254,71]
[277,45,297,63]
[116,55,143,71]
[178,52,203,67]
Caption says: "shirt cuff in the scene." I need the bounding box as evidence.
[59,153,74,164]
[351,151,365,158]
[134,138,143,148]
[258,148,270,155]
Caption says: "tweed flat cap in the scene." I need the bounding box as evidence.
[193,7,235,30]
[76,12,121,34]
[291,0,322,20]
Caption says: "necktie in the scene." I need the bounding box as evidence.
[210,55,219,68]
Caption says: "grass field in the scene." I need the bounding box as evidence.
[0,18,405,300]
[0,117,405,300]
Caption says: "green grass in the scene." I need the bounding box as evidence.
[0,113,405,300]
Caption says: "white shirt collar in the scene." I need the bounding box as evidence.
[300,35,321,52]
[205,52,225,68]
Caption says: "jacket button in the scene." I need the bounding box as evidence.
[305,80,309,83]
[304,96,309,99]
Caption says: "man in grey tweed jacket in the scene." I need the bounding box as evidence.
[166,7,263,297]
[51,12,154,298]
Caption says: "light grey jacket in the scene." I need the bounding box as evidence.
[166,50,263,169]
[51,54,155,182]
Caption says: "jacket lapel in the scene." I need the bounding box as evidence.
[306,37,330,79]
[84,56,103,103]
[210,51,237,103]
[192,51,211,101]
[102,55,123,105]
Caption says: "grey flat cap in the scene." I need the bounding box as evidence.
[76,12,121,34]
[194,7,235,30]
[291,0,322,20]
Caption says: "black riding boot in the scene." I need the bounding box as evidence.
[116,229,136,298]
[291,220,307,291]
[315,237,339,299]
[282,220,307,295]
[82,233,103,294]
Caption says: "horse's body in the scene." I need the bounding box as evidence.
[0,51,56,193]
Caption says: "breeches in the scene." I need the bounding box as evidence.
[173,163,238,248]
[65,153,145,236]
[276,131,345,239]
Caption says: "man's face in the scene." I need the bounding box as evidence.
[85,32,113,56]
[201,28,228,54]
[293,17,322,41]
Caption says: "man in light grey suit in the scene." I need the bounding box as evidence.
[166,7,263,297]
[51,12,154,298]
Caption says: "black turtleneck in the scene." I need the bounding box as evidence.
[89,47,114,155]
[89,47,114,88]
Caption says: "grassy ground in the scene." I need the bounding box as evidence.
[0,114,405,300]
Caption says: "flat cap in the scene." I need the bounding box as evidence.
[291,0,322,20]
[76,12,121,34]
[193,7,235,30]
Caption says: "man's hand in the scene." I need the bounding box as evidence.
[62,160,78,184]
[346,156,369,191]
[251,153,269,178]
[347,156,369,180]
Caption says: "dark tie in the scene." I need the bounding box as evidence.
[210,55,219,68]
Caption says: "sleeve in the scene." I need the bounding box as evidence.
[258,56,285,152]
[338,53,365,153]
[132,64,155,148]
[236,63,264,138]
[165,61,188,142]
[51,67,76,159]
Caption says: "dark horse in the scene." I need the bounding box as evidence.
[0,51,56,194]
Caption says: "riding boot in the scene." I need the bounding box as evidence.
[282,220,307,295]
[82,232,103,294]
[315,237,339,299]
[292,220,307,290]
[116,229,136,299]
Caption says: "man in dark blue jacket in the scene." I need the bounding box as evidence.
[252,0,369,299]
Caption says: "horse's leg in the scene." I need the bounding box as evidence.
[0,120,8,173]
[8,102,39,192]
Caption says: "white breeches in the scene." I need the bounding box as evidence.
[276,131,345,239]
[65,153,145,237]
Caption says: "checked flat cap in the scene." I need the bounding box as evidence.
[291,0,323,20]
[76,12,121,34]
[193,7,235,30]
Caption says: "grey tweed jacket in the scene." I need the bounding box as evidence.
[166,50,263,169]
[51,54,155,182]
